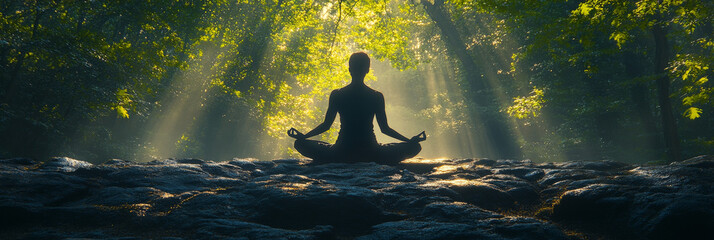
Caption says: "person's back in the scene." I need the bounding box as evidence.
[287,52,426,164]
[332,84,380,149]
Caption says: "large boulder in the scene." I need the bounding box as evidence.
[1,156,712,239]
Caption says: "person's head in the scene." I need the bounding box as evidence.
[349,52,370,79]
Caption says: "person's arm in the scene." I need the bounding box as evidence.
[302,90,338,138]
[375,92,411,142]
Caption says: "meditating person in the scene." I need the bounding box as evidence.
[287,52,426,165]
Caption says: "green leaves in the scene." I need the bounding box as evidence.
[696,76,709,85]
[506,88,545,120]
[112,89,133,119]
[0,0,211,158]
[3,0,713,161]
[610,32,628,48]
[574,2,597,16]
[684,107,702,119]
[672,54,712,120]
[115,106,130,119]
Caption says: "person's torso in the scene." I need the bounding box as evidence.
[333,85,380,148]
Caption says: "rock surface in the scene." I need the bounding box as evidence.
[1,156,713,239]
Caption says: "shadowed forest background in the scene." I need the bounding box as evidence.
[1,0,712,163]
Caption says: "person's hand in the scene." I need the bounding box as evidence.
[287,128,306,139]
[409,131,426,142]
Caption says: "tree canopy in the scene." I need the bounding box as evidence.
[1,0,712,163]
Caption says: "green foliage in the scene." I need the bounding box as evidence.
[672,54,713,120]
[349,0,426,70]
[684,107,702,120]
[1,0,712,162]
[113,89,132,119]
[1,0,208,159]
[507,88,544,120]
[466,0,714,161]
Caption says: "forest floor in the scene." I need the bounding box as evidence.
[1,156,713,239]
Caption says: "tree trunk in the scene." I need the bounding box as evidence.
[422,0,520,158]
[624,51,661,151]
[422,0,484,90]
[652,22,682,162]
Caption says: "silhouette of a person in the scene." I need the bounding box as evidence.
[287,52,426,164]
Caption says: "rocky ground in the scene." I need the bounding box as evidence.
[1,156,713,239]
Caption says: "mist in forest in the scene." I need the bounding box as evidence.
[1,0,712,163]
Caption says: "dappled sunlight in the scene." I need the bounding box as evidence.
[256,174,338,195]
[432,164,460,175]
[272,181,336,195]
[95,187,229,217]
[401,158,452,164]
[274,181,338,195]
[423,178,493,188]
[151,191,176,199]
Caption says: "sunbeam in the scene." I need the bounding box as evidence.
[137,45,219,161]
[5,0,708,163]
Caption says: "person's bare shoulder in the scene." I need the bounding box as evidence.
[337,84,353,92]
[329,88,343,104]
[371,88,383,101]
[365,86,381,96]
